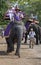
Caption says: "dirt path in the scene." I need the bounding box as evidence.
[0,37,41,65]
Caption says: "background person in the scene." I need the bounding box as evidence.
[29,28,36,48]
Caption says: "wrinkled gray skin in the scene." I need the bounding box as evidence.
[5,23,26,58]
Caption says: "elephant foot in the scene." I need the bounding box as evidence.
[7,49,14,53]
[7,50,12,53]
[15,53,20,58]
[36,43,38,45]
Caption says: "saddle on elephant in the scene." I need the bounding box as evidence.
[4,22,13,38]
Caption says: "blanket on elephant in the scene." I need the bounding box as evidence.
[4,22,13,36]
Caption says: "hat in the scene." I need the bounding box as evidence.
[28,14,39,23]
[15,5,20,11]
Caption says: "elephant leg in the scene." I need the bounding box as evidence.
[24,32,27,43]
[36,35,38,45]
[15,39,21,58]
[6,37,14,53]
[6,38,10,52]
[15,26,23,58]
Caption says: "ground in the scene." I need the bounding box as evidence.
[0,36,41,65]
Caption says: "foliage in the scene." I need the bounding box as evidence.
[0,0,9,25]
[0,0,41,26]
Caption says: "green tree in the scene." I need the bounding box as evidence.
[0,0,41,26]
[0,0,8,25]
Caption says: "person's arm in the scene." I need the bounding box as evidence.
[20,11,24,19]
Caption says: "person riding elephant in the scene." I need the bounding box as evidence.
[25,16,39,45]
[28,18,39,45]
[4,5,25,57]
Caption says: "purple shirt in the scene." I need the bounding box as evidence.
[14,11,24,21]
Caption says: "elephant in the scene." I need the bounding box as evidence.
[25,20,41,45]
[27,23,41,45]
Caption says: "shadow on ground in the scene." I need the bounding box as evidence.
[0,51,7,55]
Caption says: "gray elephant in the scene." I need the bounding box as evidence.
[4,5,25,58]
[25,17,41,45]
[28,23,41,45]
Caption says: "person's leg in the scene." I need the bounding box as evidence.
[29,39,31,48]
[32,39,34,49]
